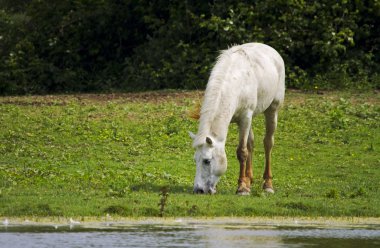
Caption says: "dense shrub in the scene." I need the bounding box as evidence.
[0,0,379,94]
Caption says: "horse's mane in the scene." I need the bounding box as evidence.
[189,47,239,146]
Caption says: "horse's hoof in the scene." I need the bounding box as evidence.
[263,187,275,194]
[236,186,251,196]
[237,191,250,196]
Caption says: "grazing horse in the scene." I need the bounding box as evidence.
[189,43,285,195]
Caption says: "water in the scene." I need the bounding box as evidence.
[1,220,380,248]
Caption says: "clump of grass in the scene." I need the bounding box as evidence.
[349,187,367,198]
[188,205,199,215]
[326,188,340,199]
[158,186,169,217]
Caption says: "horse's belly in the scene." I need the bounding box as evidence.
[235,83,277,119]
[231,97,273,123]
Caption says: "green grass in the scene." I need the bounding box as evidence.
[0,90,379,218]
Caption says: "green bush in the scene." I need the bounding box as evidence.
[0,0,379,94]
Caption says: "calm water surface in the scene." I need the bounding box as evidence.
[1,221,379,248]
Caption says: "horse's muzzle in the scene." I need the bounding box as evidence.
[193,186,216,195]
[194,188,205,194]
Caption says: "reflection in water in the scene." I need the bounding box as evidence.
[1,223,380,248]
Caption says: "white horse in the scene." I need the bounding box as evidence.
[189,43,285,195]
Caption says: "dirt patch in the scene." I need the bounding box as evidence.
[0,90,378,106]
[0,90,204,106]
[284,89,380,107]
[79,90,204,104]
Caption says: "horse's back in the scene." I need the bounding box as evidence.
[238,43,284,95]
[225,43,285,116]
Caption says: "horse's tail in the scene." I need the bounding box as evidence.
[188,101,201,120]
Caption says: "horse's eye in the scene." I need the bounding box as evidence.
[203,159,211,165]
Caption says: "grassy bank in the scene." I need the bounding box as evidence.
[0,90,379,218]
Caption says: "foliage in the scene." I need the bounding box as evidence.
[0,91,379,217]
[0,0,379,94]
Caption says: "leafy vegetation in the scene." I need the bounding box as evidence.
[0,0,379,94]
[0,91,379,218]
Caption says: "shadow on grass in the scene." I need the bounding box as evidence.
[11,203,64,217]
[129,183,237,195]
[130,183,193,194]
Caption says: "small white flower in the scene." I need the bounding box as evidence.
[69,218,80,225]
[3,219,9,226]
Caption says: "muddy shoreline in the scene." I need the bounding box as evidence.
[2,216,380,228]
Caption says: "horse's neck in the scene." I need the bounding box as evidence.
[197,59,237,144]
[210,114,231,143]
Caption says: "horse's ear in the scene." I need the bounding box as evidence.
[189,131,196,140]
[206,136,213,146]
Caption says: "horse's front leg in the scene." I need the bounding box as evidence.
[236,116,253,195]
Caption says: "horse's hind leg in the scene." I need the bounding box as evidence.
[263,104,279,193]
[245,128,254,188]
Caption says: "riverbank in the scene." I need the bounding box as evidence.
[2,216,380,228]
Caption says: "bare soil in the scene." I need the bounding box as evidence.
[0,89,378,106]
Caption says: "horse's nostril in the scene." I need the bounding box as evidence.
[194,188,205,194]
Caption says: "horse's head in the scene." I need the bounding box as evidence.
[189,132,227,194]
